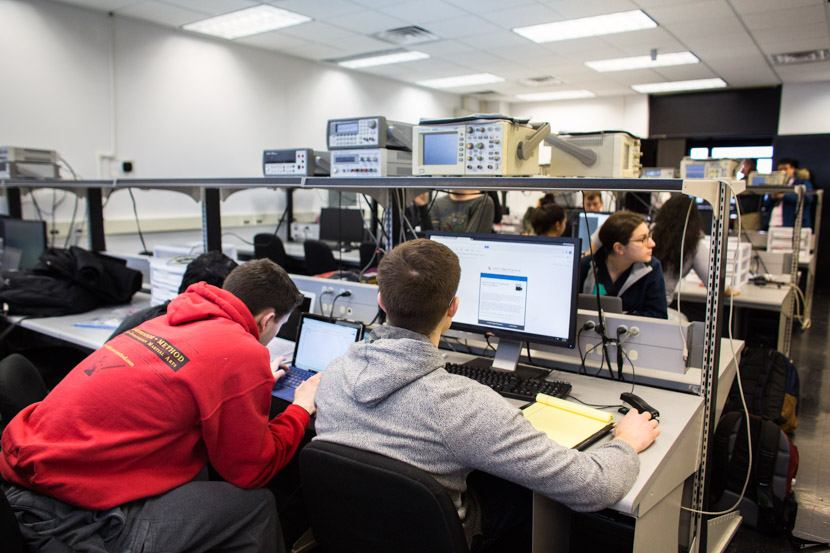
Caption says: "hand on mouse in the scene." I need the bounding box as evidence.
[613,410,660,453]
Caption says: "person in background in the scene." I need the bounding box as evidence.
[763,158,813,230]
[108,250,238,340]
[651,195,709,304]
[429,190,495,233]
[530,203,567,237]
[314,239,659,552]
[1,259,318,552]
[737,159,763,230]
[583,190,604,212]
[580,211,668,319]
[521,192,556,234]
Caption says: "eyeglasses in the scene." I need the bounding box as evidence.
[629,232,652,245]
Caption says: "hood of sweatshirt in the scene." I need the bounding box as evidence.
[341,325,445,407]
[166,282,260,340]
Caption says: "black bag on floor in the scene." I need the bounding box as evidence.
[709,411,799,534]
[725,346,799,433]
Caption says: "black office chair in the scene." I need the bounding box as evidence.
[358,241,381,271]
[253,233,288,268]
[299,441,469,553]
[0,353,48,426]
[303,240,338,276]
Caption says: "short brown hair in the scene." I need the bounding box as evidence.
[377,239,461,336]
[583,191,602,201]
[598,211,646,254]
[222,258,302,319]
[531,203,566,235]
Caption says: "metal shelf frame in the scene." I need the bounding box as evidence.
[0,175,737,552]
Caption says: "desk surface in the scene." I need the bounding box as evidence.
[678,275,792,311]
[15,292,153,350]
[446,339,740,518]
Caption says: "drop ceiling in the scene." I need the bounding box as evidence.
[49,0,830,100]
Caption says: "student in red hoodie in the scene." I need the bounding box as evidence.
[1,259,317,553]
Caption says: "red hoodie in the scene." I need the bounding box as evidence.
[0,283,309,509]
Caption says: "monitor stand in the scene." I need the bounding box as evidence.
[461,338,549,379]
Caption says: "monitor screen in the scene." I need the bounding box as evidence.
[575,212,611,251]
[319,208,365,244]
[422,132,458,165]
[0,217,47,270]
[684,164,706,179]
[428,232,580,351]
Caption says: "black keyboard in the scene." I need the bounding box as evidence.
[444,362,572,402]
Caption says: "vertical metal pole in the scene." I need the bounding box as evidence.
[6,188,22,218]
[285,188,294,242]
[384,190,403,250]
[782,185,805,357]
[690,180,730,552]
[202,188,222,253]
[87,187,106,252]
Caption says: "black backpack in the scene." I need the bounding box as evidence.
[709,411,799,534]
[725,346,799,433]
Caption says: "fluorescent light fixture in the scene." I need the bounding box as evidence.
[711,146,774,159]
[516,90,596,101]
[513,10,656,43]
[416,73,504,89]
[334,49,430,69]
[632,78,727,94]
[182,5,311,40]
[586,51,699,72]
[689,147,709,160]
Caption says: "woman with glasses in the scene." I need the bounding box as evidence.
[579,210,668,319]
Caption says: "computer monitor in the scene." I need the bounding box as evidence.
[319,208,365,245]
[276,291,317,341]
[575,212,611,251]
[0,217,47,270]
[428,231,580,372]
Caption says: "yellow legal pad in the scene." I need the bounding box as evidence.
[523,393,615,450]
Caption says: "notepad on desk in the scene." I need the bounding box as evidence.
[523,393,615,450]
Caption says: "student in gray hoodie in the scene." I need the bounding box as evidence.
[314,239,659,551]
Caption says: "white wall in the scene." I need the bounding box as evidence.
[508,95,649,137]
[0,0,459,233]
[778,81,830,135]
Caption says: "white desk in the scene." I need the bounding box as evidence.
[678,276,793,352]
[521,339,741,553]
[13,292,152,350]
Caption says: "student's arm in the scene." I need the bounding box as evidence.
[433,381,644,512]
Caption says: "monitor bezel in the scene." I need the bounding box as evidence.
[427,231,581,350]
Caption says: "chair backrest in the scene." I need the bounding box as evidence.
[0,353,47,425]
[303,240,338,276]
[253,234,288,267]
[358,241,381,270]
[299,440,469,553]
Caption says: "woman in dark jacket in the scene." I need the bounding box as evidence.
[579,211,668,319]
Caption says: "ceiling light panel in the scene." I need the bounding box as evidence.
[586,51,699,72]
[632,78,727,93]
[416,73,505,89]
[182,5,312,40]
[516,90,596,101]
[334,49,430,69]
[513,10,657,43]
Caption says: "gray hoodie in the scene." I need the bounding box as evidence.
[314,326,640,537]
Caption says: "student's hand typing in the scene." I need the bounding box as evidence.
[293,373,322,416]
[271,356,289,381]
[613,410,659,453]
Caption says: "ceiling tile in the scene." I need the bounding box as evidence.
[119,1,206,27]
[645,1,736,24]
[728,0,818,14]
[269,0,363,20]
[414,40,478,59]
[760,35,830,56]
[476,4,562,29]
[278,21,357,42]
[774,61,830,83]
[740,5,827,31]
[544,0,642,19]
[377,0,467,24]
[235,32,315,51]
[443,0,539,14]
[415,14,503,39]
[164,0,256,16]
[322,10,409,35]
